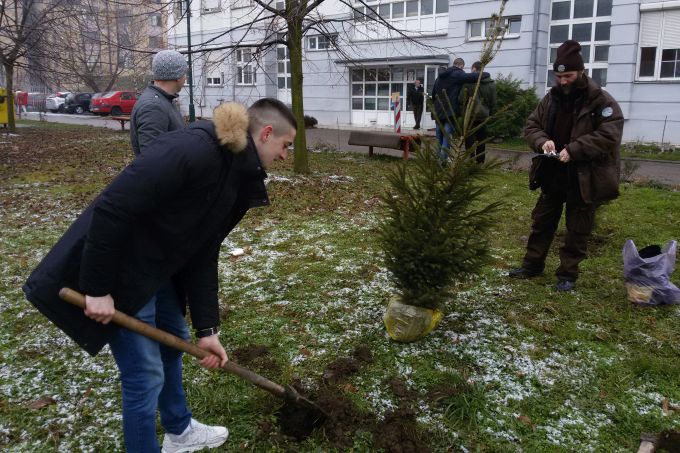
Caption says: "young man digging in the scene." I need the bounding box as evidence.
[23,98,296,452]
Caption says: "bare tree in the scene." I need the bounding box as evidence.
[176,0,444,173]
[0,0,67,131]
[40,0,171,93]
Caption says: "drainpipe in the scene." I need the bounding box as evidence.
[528,0,541,87]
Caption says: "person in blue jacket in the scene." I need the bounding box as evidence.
[24,98,296,453]
[431,57,490,157]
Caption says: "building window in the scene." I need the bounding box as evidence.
[351,66,426,111]
[637,9,680,80]
[236,48,256,85]
[354,0,448,22]
[202,0,221,14]
[547,0,612,87]
[206,66,222,86]
[150,14,162,27]
[468,16,522,40]
[308,34,337,50]
[277,45,291,89]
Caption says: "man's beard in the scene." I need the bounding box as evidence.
[558,74,586,95]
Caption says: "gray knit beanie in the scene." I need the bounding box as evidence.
[152,50,187,80]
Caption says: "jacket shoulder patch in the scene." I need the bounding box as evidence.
[601,106,613,117]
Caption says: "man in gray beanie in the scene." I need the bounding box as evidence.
[130,49,188,156]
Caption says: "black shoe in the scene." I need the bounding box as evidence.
[555,280,575,292]
[508,267,543,279]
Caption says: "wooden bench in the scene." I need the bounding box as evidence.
[111,115,131,131]
[347,130,420,160]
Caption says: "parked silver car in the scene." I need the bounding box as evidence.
[45,92,71,113]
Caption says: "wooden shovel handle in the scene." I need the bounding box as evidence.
[59,288,286,398]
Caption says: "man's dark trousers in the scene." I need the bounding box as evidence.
[522,191,597,282]
[413,104,423,129]
[464,122,487,163]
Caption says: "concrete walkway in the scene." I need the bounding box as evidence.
[19,112,680,185]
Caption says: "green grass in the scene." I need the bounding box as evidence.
[1,123,679,451]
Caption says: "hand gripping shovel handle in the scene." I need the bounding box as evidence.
[58,288,287,399]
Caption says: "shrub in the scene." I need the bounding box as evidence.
[304,115,318,128]
[487,74,539,140]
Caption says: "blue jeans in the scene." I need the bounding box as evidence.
[435,121,455,162]
[109,282,192,452]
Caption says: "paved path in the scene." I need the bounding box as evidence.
[21,112,680,185]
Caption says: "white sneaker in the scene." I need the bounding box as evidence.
[161,418,229,453]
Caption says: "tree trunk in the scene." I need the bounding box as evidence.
[4,62,16,133]
[287,4,309,174]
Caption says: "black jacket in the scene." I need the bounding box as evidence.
[408,84,424,106]
[23,103,267,355]
[432,66,490,121]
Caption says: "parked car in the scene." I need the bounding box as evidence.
[89,90,137,116]
[45,92,71,113]
[64,92,93,114]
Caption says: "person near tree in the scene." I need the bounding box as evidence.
[508,40,623,292]
[15,89,28,116]
[24,98,297,452]
[131,49,188,156]
[459,61,497,163]
[431,57,490,156]
[408,79,425,130]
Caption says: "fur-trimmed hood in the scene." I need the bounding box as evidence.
[212,102,250,152]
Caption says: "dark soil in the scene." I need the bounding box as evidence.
[352,344,374,363]
[322,357,361,385]
[267,344,430,452]
[385,377,418,401]
[373,407,431,453]
[231,344,281,375]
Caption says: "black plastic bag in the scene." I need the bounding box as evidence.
[622,240,680,306]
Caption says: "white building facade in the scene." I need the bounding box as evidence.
[169,0,680,144]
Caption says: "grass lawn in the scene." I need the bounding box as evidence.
[1,124,679,452]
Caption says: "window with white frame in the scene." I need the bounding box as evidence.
[638,8,680,80]
[468,16,522,40]
[206,66,222,86]
[231,0,253,8]
[350,67,426,111]
[353,0,448,22]
[202,0,221,14]
[277,44,291,89]
[308,34,337,50]
[236,48,257,85]
[547,0,612,88]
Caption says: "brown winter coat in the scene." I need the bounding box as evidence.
[524,76,624,204]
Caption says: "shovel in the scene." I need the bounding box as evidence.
[59,287,327,419]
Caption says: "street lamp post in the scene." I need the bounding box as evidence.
[185,0,195,122]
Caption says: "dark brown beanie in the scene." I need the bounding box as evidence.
[553,40,585,73]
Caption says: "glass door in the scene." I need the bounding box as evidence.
[423,64,446,129]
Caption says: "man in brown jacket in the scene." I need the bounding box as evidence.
[509,40,623,291]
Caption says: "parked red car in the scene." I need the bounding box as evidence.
[90,91,137,116]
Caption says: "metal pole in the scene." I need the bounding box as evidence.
[185,0,195,122]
